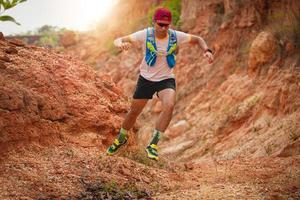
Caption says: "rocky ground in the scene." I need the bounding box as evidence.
[1,142,299,199]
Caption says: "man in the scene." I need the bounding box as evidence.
[107,7,213,161]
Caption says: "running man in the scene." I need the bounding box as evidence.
[107,7,214,160]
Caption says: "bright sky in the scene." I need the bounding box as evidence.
[0,0,118,35]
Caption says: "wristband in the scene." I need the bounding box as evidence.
[205,48,213,54]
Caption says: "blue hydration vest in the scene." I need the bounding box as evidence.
[145,27,177,68]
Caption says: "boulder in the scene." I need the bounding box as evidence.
[248,31,279,77]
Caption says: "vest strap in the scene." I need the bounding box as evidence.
[145,27,177,68]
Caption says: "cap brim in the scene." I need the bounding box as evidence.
[155,19,171,25]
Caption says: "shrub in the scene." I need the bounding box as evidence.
[34,25,68,48]
[235,0,246,8]
[122,148,170,170]
[215,2,225,15]
[148,0,181,28]
[78,180,151,199]
[267,10,300,49]
[0,0,27,25]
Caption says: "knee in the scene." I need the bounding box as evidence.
[163,102,175,112]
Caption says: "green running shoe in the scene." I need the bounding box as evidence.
[107,138,127,155]
[145,144,159,161]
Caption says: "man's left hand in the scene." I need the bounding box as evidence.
[204,51,214,64]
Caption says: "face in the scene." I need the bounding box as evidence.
[154,19,170,33]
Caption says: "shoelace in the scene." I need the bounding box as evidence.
[114,139,120,146]
[150,144,158,150]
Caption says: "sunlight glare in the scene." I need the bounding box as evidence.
[75,0,118,31]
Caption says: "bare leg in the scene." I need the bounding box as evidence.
[122,99,148,130]
[155,89,176,132]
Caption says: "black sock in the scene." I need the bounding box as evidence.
[149,129,162,145]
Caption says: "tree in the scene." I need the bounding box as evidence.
[34,25,70,48]
[37,25,59,35]
[0,0,27,25]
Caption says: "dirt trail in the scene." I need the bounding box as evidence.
[1,140,299,199]
[156,156,300,199]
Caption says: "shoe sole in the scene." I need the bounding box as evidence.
[106,139,128,156]
[145,148,159,161]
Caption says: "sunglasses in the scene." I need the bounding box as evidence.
[157,22,170,28]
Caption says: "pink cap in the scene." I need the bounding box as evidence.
[153,8,172,23]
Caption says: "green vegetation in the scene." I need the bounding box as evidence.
[78,180,151,199]
[17,25,70,48]
[0,0,27,25]
[148,0,182,28]
[267,10,300,49]
[209,2,225,35]
[124,149,168,169]
[210,0,247,34]
[239,41,251,56]
[35,25,65,47]
[123,148,153,166]
[215,2,225,15]
[236,39,252,67]
[235,0,247,8]
[122,148,172,170]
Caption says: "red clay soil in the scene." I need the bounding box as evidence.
[0,36,299,199]
[0,36,129,158]
[1,0,300,199]
[1,142,299,199]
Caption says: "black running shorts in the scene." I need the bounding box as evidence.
[133,75,176,99]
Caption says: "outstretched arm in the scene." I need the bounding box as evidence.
[190,35,214,63]
[113,35,133,51]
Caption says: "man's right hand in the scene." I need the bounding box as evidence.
[118,42,131,51]
[114,38,131,51]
